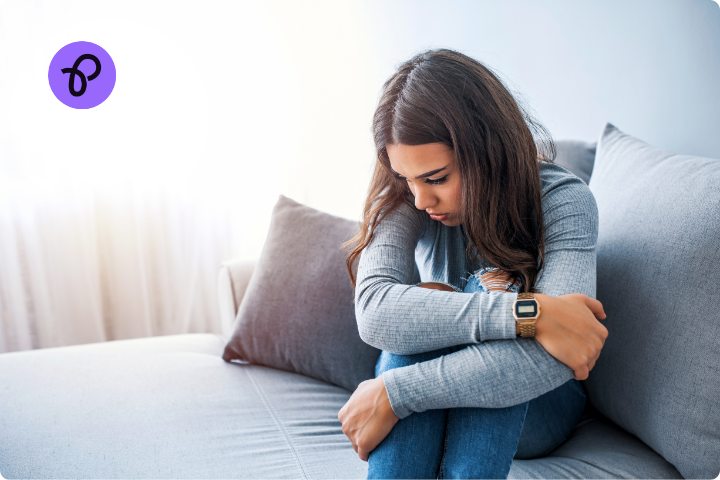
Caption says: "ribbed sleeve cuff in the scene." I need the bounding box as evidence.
[476,292,519,341]
[382,369,413,420]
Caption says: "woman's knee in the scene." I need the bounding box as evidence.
[376,351,419,374]
[375,346,458,376]
[367,409,447,479]
[514,379,586,459]
[440,403,528,479]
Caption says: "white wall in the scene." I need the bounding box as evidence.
[360,0,720,160]
[0,1,382,261]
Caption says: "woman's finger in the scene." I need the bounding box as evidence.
[583,296,607,320]
[575,364,589,381]
[338,405,346,422]
[591,332,605,355]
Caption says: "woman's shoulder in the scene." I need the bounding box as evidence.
[540,162,598,227]
[538,161,599,245]
[539,161,597,214]
[539,161,586,194]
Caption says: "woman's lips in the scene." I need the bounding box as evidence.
[429,213,449,221]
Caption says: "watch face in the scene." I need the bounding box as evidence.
[515,300,538,318]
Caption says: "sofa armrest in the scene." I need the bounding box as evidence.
[218,259,256,338]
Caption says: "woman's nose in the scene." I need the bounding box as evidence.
[414,187,437,211]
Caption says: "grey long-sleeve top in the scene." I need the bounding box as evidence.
[354,161,599,419]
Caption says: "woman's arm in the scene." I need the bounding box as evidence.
[382,183,605,416]
[355,177,605,415]
[339,286,608,460]
[355,202,520,354]
[355,175,603,355]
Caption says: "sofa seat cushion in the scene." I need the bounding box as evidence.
[509,407,681,479]
[0,333,681,479]
[0,333,367,479]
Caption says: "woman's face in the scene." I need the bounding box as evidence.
[386,142,463,227]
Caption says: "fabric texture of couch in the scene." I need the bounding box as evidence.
[0,333,683,479]
[221,194,378,392]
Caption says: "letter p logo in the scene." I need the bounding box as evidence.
[49,41,116,109]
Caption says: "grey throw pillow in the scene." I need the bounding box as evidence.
[222,195,380,392]
[585,123,720,479]
[553,140,596,184]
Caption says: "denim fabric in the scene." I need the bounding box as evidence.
[464,266,521,294]
[368,273,586,479]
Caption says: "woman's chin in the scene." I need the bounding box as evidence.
[438,216,461,227]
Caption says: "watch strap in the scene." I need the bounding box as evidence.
[516,292,537,338]
[517,321,536,338]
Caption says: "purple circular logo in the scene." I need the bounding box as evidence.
[48,41,116,109]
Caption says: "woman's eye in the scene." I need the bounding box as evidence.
[426,175,448,185]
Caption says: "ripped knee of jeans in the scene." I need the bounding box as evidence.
[469,266,522,293]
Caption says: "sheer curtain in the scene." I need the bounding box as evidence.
[0,0,378,354]
[0,179,234,352]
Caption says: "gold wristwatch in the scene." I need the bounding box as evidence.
[513,292,540,338]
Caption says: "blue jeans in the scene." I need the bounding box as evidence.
[367,275,587,479]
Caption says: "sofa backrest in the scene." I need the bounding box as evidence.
[217,259,256,338]
[552,140,597,185]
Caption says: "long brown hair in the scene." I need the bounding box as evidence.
[343,49,556,294]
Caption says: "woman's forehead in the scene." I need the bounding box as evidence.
[386,143,454,176]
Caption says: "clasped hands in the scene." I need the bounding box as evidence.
[338,291,608,461]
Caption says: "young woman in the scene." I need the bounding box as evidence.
[337,49,608,479]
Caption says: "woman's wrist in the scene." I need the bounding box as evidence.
[380,370,410,420]
[514,292,548,336]
[532,293,549,336]
[378,375,400,423]
[526,292,608,380]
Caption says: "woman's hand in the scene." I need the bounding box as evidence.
[338,376,399,462]
[533,293,608,381]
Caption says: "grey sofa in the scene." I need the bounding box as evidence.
[1,126,718,479]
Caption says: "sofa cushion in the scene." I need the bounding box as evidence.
[553,140,596,184]
[509,406,681,479]
[0,334,367,479]
[584,122,720,479]
[222,195,380,392]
